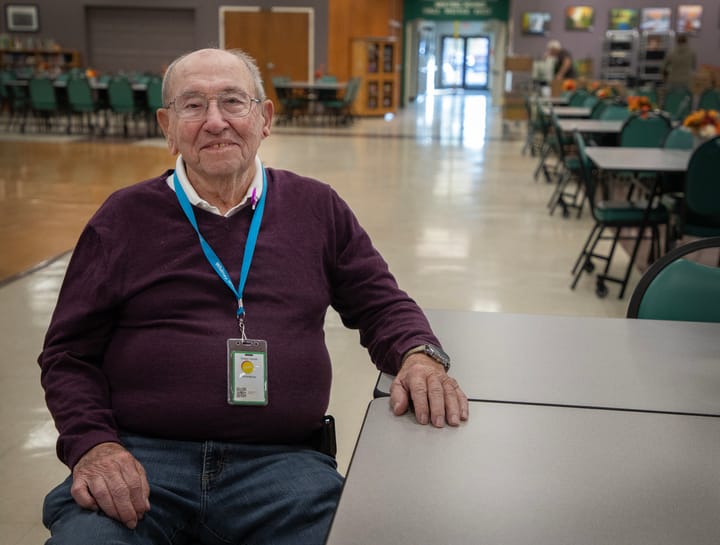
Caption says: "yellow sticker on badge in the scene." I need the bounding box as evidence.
[241,360,254,374]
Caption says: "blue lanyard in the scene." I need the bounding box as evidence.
[173,168,267,331]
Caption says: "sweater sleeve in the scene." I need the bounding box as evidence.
[38,212,124,469]
[326,190,440,374]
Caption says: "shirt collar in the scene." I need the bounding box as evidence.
[167,155,264,217]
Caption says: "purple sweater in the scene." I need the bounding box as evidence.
[39,168,439,469]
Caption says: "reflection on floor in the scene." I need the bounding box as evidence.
[0,92,637,543]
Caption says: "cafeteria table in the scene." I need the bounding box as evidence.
[374,309,720,417]
[325,398,720,545]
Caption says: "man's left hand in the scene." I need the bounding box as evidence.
[389,354,469,427]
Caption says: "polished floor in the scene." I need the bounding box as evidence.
[0,92,637,543]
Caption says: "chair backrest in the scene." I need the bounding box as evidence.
[29,77,58,111]
[573,130,599,212]
[697,88,720,111]
[627,237,720,322]
[598,104,630,121]
[107,76,136,113]
[662,126,694,150]
[66,77,95,112]
[619,113,672,147]
[684,136,720,220]
[568,90,590,106]
[344,77,361,105]
[146,76,163,111]
[662,87,692,122]
[581,94,599,109]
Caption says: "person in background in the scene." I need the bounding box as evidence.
[38,47,469,545]
[663,34,697,90]
[546,39,577,81]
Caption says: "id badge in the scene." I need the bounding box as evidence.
[227,339,268,405]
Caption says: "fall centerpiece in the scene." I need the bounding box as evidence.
[682,109,720,139]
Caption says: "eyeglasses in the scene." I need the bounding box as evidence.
[166,91,262,120]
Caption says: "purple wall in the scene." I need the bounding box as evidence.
[510,0,719,78]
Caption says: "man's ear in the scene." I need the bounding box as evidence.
[156,109,178,154]
[261,100,274,138]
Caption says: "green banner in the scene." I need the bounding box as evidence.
[404,0,510,21]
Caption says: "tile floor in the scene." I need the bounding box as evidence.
[0,91,638,543]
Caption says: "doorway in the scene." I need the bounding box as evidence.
[439,35,490,90]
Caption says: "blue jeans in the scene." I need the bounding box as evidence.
[43,434,343,545]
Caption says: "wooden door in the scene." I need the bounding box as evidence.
[223,10,309,109]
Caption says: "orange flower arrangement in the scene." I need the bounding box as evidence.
[683,109,720,138]
[562,79,577,92]
[595,86,615,99]
[627,95,653,113]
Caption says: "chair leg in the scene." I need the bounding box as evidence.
[617,226,646,299]
[571,223,602,288]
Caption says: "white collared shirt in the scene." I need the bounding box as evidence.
[167,155,264,217]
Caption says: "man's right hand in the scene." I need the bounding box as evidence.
[70,442,151,529]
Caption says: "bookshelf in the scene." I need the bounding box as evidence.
[351,37,399,116]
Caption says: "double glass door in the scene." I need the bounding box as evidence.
[439,36,490,89]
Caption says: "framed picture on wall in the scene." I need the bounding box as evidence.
[640,7,671,33]
[608,8,639,30]
[521,12,551,35]
[565,6,595,31]
[4,4,39,32]
[677,5,702,34]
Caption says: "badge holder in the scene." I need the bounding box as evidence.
[227,339,268,405]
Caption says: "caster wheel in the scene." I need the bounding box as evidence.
[583,260,595,273]
[595,281,609,298]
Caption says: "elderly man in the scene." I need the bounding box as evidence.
[39,48,468,544]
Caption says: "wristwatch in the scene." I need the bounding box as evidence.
[403,344,451,371]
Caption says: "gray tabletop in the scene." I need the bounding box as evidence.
[586,146,691,172]
[374,310,720,416]
[557,119,623,134]
[326,398,720,545]
[541,105,591,118]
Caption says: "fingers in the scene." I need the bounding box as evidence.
[389,380,410,416]
[391,356,470,428]
[71,442,150,530]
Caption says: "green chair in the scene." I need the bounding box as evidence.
[679,136,720,240]
[627,236,720,322]
[66,76,106,135]
[28,76,62,132]
[660,127,695,237]
[598,104,630,121]
[662,87,692,122]
[547,115,584,218]
[619,112,672,148]
[107,76,143,137]
[568,90,590,106]
[570,131,669,298]
[522,95,544,156]
[1,72,30,132]
[145,76,163,136]
[272,75,305,125]
[581,94,599,110]
[324,77,360,126]
[696,88,720,111]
